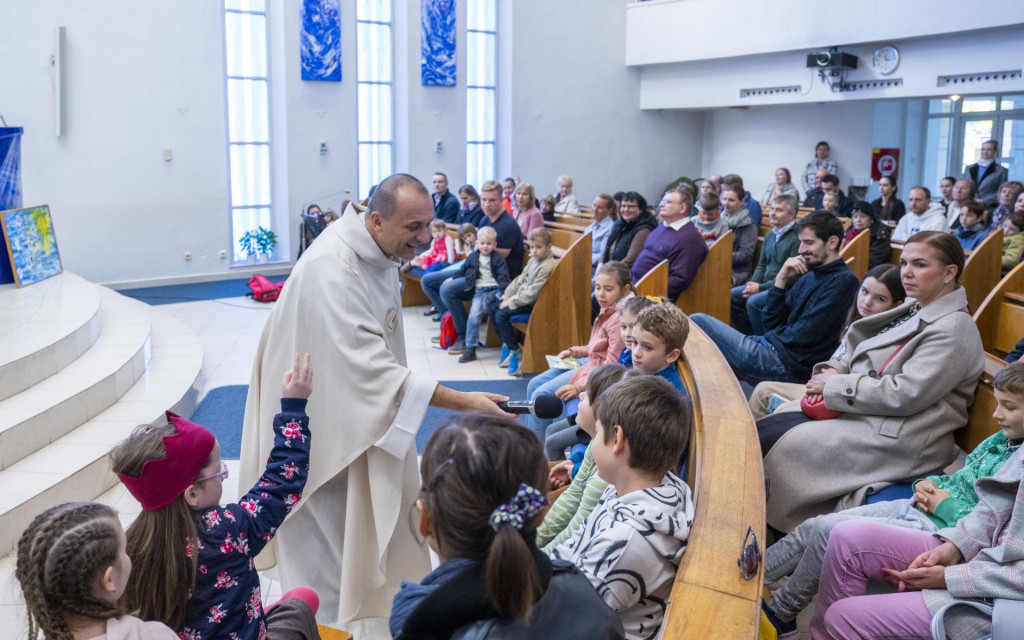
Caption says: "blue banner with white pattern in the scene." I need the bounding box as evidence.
[421,0,456,86]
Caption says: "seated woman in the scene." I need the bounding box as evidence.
[554,175,580,213]
[762,231,984,534]
[390,414,624,639]
[512,182,545,238]
[842,200,893,269]
[720,183,758,285]
[599,192,657,270]
[748,263,906,420]
[761,167,800,206]
[871,175,906,223]
[454,184,485,227]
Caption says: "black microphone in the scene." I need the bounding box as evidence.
[497,394,564,419]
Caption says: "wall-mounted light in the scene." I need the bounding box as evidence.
[950,94,962,101]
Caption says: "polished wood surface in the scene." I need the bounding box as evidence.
[635,260,669,298]
[961,228,1003,314]
[839,228,870,280]
[958,353,1006,452]
[973,260,1024,355]
[663,320,765,639]
[513,232,593,374]
[548,227,585,251]
[399,271,432,307]
[675,231,733,324]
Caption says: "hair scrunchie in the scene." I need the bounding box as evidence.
[489,483,548,531]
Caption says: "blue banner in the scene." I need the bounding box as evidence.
[0,127,23,284]
[421,0,456,86]
[301,0,342,82]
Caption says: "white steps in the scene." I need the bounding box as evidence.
[0,274,203,557]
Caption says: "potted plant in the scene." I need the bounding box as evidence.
[238,230,258,264]
[254,226,278,263]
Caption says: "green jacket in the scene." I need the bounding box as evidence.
[750,225,800,288]
[537,445,608,553]
[504,251,556,309]
[914,431,1018,529]
[1002,231,1024,273]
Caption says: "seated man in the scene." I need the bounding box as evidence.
[812,174,853,217]
[892,185,950,242]
[802,168,829,208]
[690,212,859,386]
[630,188,708,301]
[722,173,762,227]
[431,171,460,223]
[731,194,800,335]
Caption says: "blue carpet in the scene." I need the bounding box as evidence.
[193,379,532,459]
[120,275,287,305]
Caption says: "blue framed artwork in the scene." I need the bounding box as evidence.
[301,0,342,82]
[421,0,456,86]
[1,205,63,287]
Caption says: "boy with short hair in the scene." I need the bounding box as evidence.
[692,191,729,246]
[441,226,511,361]
[553,376,695,640]
[490,227,556,376]
[761,362,1024,639]
[954,200,990,252]
[1002,209,1024,274]
[629,304,688,394]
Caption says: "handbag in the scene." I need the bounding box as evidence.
[799,339,910,421]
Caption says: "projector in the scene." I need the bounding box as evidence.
[806,50,858,70]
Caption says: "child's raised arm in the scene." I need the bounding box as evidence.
[282,352,313,399]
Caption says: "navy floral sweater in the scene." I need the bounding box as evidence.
[177,399,310,640]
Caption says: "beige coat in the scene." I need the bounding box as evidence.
[764,286,983,532]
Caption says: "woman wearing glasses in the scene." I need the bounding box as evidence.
[599,192,657,270]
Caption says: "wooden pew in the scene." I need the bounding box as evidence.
[512,232,593,374]
[957,354,1005,452]
[839,228,870,280]
[889,242,904,266]
[635,260,669,298]
[397,229,466,307]
[662,320,765,639]
[961,228,1003,313]
[548,227,584,252]
[973,260,1024,356]
[676,231,733,324]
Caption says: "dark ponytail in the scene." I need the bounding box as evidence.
[419,413,549,621]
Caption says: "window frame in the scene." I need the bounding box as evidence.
[356,2,395,200]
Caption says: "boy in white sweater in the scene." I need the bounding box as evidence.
[553,375,695,640]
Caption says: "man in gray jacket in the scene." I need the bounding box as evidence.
[964,139,1009,211]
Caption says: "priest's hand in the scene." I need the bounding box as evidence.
[432,386,513,417]
[282,353,313,399]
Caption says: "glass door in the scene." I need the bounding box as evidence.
[1002,117,1024,182]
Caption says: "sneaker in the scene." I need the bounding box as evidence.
[507,349,523,376]
[497,344,512,367]
[447,338,466,355]
[430,335,441,344]
[458,349,477,363]
[431,314,441,322]
[761,600,799,640]
[422,306,437,316]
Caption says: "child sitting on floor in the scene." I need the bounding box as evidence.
[389,414,625,639]
[1002,209,1024,274]
[445,226,511,363]
[112,354,320,640]
[402,219,455,274]
[629,303,688,393]
[553,376,694,640]
[809,362,1024,639]
[491,227,556,377]
[760,361,1024,639]
[16,502,179,640]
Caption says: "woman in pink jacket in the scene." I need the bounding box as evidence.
[512,182,545,238]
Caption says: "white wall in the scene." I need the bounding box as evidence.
[505,0,704,203]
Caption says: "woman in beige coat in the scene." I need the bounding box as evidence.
[764,231,984,533]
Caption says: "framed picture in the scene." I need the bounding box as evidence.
[0,204,63,287]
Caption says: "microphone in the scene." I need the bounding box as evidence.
[497,394,564,419]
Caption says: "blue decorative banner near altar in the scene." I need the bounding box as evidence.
[0,127,24,285]
[421,0,456,86]
[301,0,342,82]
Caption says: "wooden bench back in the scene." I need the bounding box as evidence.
[957,354,1005,452]
[662,320,765,638]
[974,260,1024,356]
[839,228,870,280]
[548,227,584,251]
[961,227,1003,313]
[675,231,733,324]
[635,260,669,298]
[515,232,593,374]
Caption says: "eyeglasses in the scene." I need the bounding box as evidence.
[620,203,639,209]
[738,526,762,581]
[195,462,229,484]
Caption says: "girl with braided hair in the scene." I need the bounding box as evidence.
[15,501,177,640]
[389,413,625,639]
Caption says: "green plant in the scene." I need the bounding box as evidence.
[254,226,278,254]
[238,230,258,256]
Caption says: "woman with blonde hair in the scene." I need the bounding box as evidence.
[512,182,545,237]
[554,175,580,213]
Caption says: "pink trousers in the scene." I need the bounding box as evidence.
[812,520,942,640]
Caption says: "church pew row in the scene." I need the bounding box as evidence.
[839,227,870,280]
[974,260,1024,357]
[397,228,468,307]
[675,231,734,324]
[662,319,765,639]
[511,232,593,374]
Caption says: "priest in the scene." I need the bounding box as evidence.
[239,174,508,634]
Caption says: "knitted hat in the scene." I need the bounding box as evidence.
[119,411,216,511]
[849,200,878,220]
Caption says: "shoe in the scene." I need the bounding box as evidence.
[447,338,466,355]
[431,314,441,322]
[430,335,441,344]
[422,306,437,316]
[507,349,523,376]
[498,344,512,367]
[761,600,799,640]
[458,349,477,363]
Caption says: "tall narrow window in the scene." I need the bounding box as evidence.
[224,0,273,261]
[466,0,496,188]
[357,0,394,199]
